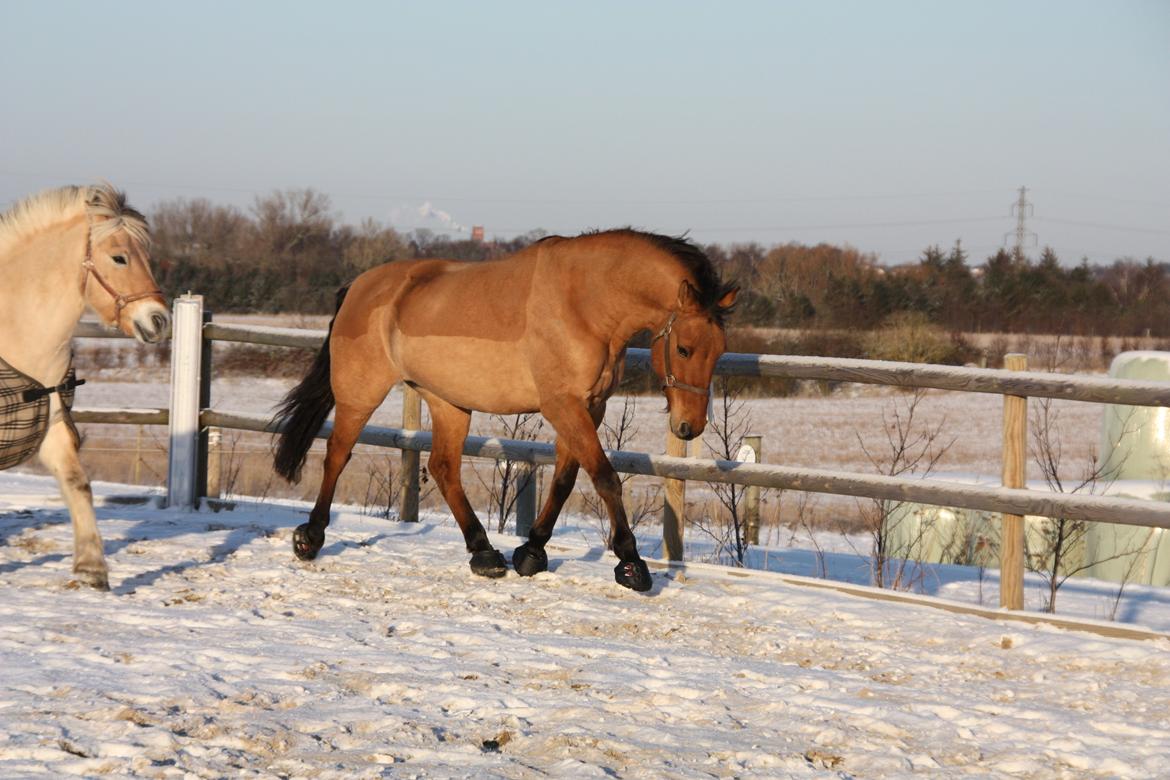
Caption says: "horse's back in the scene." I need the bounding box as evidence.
[339,254,545,414]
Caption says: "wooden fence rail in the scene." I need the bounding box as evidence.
[199,320,1170,407]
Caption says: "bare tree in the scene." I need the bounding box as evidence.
[855,390,954,589]
[484,413,544,533]
[1027,397,1145,613]
[693,378,754,565]
[360,454,399,520]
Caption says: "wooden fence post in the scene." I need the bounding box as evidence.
[663,431,688,561]
[742,434,762,545]
[166,294,204,510]
[400,385,421,522]
[1000,353,1028,610]
[206,427,222,499]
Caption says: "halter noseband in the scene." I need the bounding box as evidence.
[79,230,163,329]
[651,311,709,397]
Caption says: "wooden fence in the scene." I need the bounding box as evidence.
[73,295,1170,611]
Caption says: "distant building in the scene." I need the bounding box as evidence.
[471,225,485,243]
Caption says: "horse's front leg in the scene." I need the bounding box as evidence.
[540,396,651,592]
[38,418,108,590]
[513,401,605,577]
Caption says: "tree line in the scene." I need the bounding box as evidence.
[150,188,1169,336]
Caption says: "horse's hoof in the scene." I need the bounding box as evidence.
[469,549,508,578]
[293,523,324,561]
[512,543,548,577]
[614,559,653,592]
[72,568,110,591]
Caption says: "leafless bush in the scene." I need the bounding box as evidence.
[693,378,755,565]
[855,389,954,589]
[358,454,399,520]
[1027,396,1145,613]
[478,413,544,533]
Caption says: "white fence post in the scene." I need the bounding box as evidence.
[166,294,204,509]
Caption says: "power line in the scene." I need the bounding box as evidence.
[1034,216,1170,236]
[0,169,1009,207]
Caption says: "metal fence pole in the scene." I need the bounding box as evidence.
[515,463,536,537]
[195,309,213,502]
[1000,353,1028,610]
[166,294,204,509]
[399,384,421,522]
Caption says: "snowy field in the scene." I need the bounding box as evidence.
[2,473,1169,778]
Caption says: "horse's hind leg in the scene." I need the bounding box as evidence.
[38,418,107,590]
[294,350,398,560]
[292,400,381,560]
[419,390,507,577]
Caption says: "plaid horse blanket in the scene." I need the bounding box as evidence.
[0,354,82,470]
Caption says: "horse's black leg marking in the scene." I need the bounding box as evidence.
[470,548,508,577]
[511,541,548,576]
[292,517,326,561]
[611,513,652,591]
[613,559,652,592]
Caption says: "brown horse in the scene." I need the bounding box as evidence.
[0,183,168,589]
[273,229,736,591]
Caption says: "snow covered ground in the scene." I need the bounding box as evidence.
[2,473,1168,778]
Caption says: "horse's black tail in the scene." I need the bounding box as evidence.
[271,286,350,483]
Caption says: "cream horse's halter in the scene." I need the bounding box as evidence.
[78,227,162,329]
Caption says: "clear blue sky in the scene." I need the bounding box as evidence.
[1,0,1166,265]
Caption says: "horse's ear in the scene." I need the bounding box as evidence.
[717,286,739,310]
[677,280,699,309]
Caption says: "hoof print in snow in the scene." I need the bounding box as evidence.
[469,549,508,578]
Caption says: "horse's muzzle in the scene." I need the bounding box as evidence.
[131,305,171,343]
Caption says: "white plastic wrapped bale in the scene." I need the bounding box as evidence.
[882,482,1086,576]
[1084,351,1170,586]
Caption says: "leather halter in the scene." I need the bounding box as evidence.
[651,311,709,397]
[79,230,163,330]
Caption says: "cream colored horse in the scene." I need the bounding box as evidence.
[0,184,169,589]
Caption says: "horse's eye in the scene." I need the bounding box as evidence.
[677,345,691,358]
[111,255,128,266]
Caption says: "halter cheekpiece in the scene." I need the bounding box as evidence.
[79,228,162,330]
[651,311,709,397]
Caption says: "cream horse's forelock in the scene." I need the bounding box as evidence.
[0,182,150,258]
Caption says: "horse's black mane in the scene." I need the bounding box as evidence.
[541,228,736,325]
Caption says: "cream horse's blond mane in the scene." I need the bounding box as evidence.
[0,182,150,259]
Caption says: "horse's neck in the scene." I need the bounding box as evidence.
[0,217,88,383]
[599,259,686,347]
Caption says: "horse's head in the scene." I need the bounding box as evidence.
[652,281,738,440]
[83,185,169,343]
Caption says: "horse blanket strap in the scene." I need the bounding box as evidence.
[651,311,709,396]
[0,355,81,470]
[22,375,86,403]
